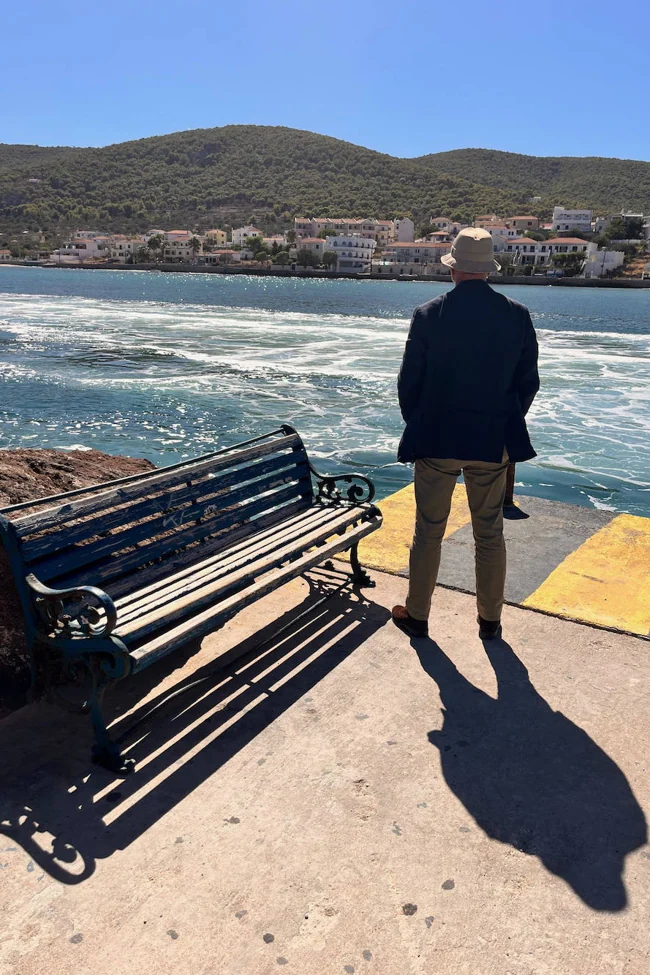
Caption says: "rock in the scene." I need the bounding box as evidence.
[0,449,155,718]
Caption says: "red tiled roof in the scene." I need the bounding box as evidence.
[299,238,324,243]
[510,216,538,221]
[510,237,538,244]
[545,237,589,245]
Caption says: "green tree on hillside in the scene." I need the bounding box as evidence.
[190,236,202,260]
[323,250,338,268]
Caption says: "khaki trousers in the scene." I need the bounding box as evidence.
[406,451,509,623]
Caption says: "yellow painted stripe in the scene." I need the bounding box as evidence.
[350,481,471,575]
[523,514,650,636]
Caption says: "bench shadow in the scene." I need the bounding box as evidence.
[413,636,647,912]
[0,567,390,885]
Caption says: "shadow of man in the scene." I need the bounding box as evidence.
[414,637,647,911]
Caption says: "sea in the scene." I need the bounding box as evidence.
[1,266,649,515]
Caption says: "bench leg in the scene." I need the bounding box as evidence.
[350,542,375,588]
[89,662,135,777]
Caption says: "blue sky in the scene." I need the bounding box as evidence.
[4,1,649,160]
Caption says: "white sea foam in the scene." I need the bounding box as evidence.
[1,279,650,513]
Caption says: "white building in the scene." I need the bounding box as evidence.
[0,249,12,262]
[593,215,614,235]
[232,225,264,246]
[201,249,241,265]
[110,236,146,262]
[431,216,452,231]
[545,237,590,256]
[163,237,202,261]
[50,237,111,263]
[381,241,449,269]
[584,245,625,278]
[325,234,376,271]
[500,238,545,265]
[552,207,593,233]
[487,225,518,241]
[394,217,414,242]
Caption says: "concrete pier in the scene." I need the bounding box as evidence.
[1,488,649,974]
[356,484,650,637]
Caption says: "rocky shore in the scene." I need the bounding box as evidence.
[0,449,155,717]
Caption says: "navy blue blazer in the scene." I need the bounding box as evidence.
[398,281,540,464]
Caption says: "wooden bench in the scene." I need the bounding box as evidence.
[0,426,382,773]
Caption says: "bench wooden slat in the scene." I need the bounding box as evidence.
[33,463,310,583]
[56,481,312,590]
[115,504,356,629]
[103,497,311,600]
[115,502,338,619]
[13,433,304,536]
[129,515,379,669]
[20,452,308,562]
[117,505,367,641]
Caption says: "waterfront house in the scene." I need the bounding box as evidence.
[382,241,449,269]
[545,237,590,256]
[110,236,146,262]
[552,207,593,233]
[203,229,228,247]
[0,249,12,262]
[162,236,202,262]
[201,249,241,265]
[584,246,625,278]
[325,234,376,271]
[297,238,326,262]
[502,238,544,265]
[50,237,111,263]
[232,225,264,246]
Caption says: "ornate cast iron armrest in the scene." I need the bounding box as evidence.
[308,463,376,504]
[26,574,118,639]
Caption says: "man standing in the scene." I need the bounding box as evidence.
[392,228,539,640]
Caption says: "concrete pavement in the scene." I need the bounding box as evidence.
[355,484,650,637]
[1,566,649,975]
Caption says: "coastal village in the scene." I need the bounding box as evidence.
[2,206,649,279]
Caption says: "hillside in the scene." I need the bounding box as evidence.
[420,148,650,212]
[0,126,648,235]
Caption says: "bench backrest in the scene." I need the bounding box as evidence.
[0,427,313,600]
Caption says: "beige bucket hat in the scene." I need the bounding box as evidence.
[441,227,501,273]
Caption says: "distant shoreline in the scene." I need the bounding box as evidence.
[3,260,650,289]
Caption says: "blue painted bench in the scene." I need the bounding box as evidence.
[0,426,382,773]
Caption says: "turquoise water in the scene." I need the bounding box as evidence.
[1,266,649,515]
